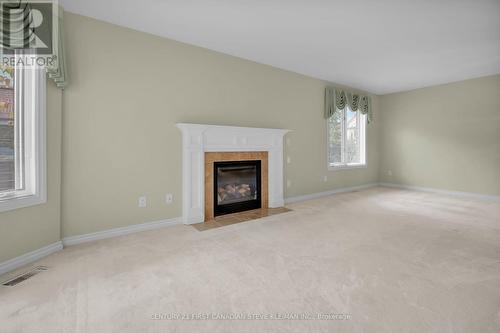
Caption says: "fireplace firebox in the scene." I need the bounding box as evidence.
[214,160,261,216]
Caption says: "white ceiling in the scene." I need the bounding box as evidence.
[60,0,500,94]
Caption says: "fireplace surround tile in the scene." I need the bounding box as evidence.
[205,151,268,221]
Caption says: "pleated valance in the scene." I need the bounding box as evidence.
[46,6,67,88]
[325,87,372,123]
[0,2,68,88]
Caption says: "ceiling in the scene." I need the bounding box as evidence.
[60,0,500,94]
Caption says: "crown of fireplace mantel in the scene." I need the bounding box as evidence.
[177,123,290,224]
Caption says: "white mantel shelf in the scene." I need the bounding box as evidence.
[177,123,290,224]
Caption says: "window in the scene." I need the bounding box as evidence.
[0,63,46,212]
[0,66,15,192]
[328,106,366,169]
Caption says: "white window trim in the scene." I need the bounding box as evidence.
[0,67,46,212]
[327,108,367,171]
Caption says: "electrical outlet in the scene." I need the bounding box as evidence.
[166,194,173,204]
[387,170,393,176]
[287,180,292,188]
[323,175,328,182]
[287,156,291,164]
[138,196,147,208]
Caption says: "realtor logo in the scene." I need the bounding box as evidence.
[0,0,57,56]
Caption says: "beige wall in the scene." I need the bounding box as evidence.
[60,13,379,237]
[0,82,62,263]
[379,75,500,196]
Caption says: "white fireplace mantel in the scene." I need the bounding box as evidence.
[177,123,290,224]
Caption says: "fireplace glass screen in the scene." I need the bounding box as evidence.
[214,160,261,216]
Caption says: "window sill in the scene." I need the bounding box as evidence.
[328,164,367,171]
[0,192,46,213]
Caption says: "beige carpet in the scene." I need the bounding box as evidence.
[1,187,500,332]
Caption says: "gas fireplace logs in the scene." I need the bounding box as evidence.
[218,183,253,203]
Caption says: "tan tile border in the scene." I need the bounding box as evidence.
[192,207,291,231]
[204,152,269,222]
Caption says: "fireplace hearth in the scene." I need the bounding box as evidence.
[214,160,261,216]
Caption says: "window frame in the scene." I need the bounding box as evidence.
[0,65,46,212]
[327,106,367,171]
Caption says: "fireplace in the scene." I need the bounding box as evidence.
[214,160,261,216]
[177,123,289,224]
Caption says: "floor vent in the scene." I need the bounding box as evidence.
[2,266,49,287]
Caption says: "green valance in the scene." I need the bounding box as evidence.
[46,5,67,88]
[325,87,372,123]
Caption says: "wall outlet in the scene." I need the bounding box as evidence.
[286,156,291,164]
[387,170,393,176]
[323,175,328,182]
[166,193,173,204]
[138,196,147,208]
[287,179,292,188]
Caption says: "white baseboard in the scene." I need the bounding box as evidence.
[379,182,500,203]
[0,241,63,277]
[285,183,378,204]
[62,217,182,246]
[1,218,183,276]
